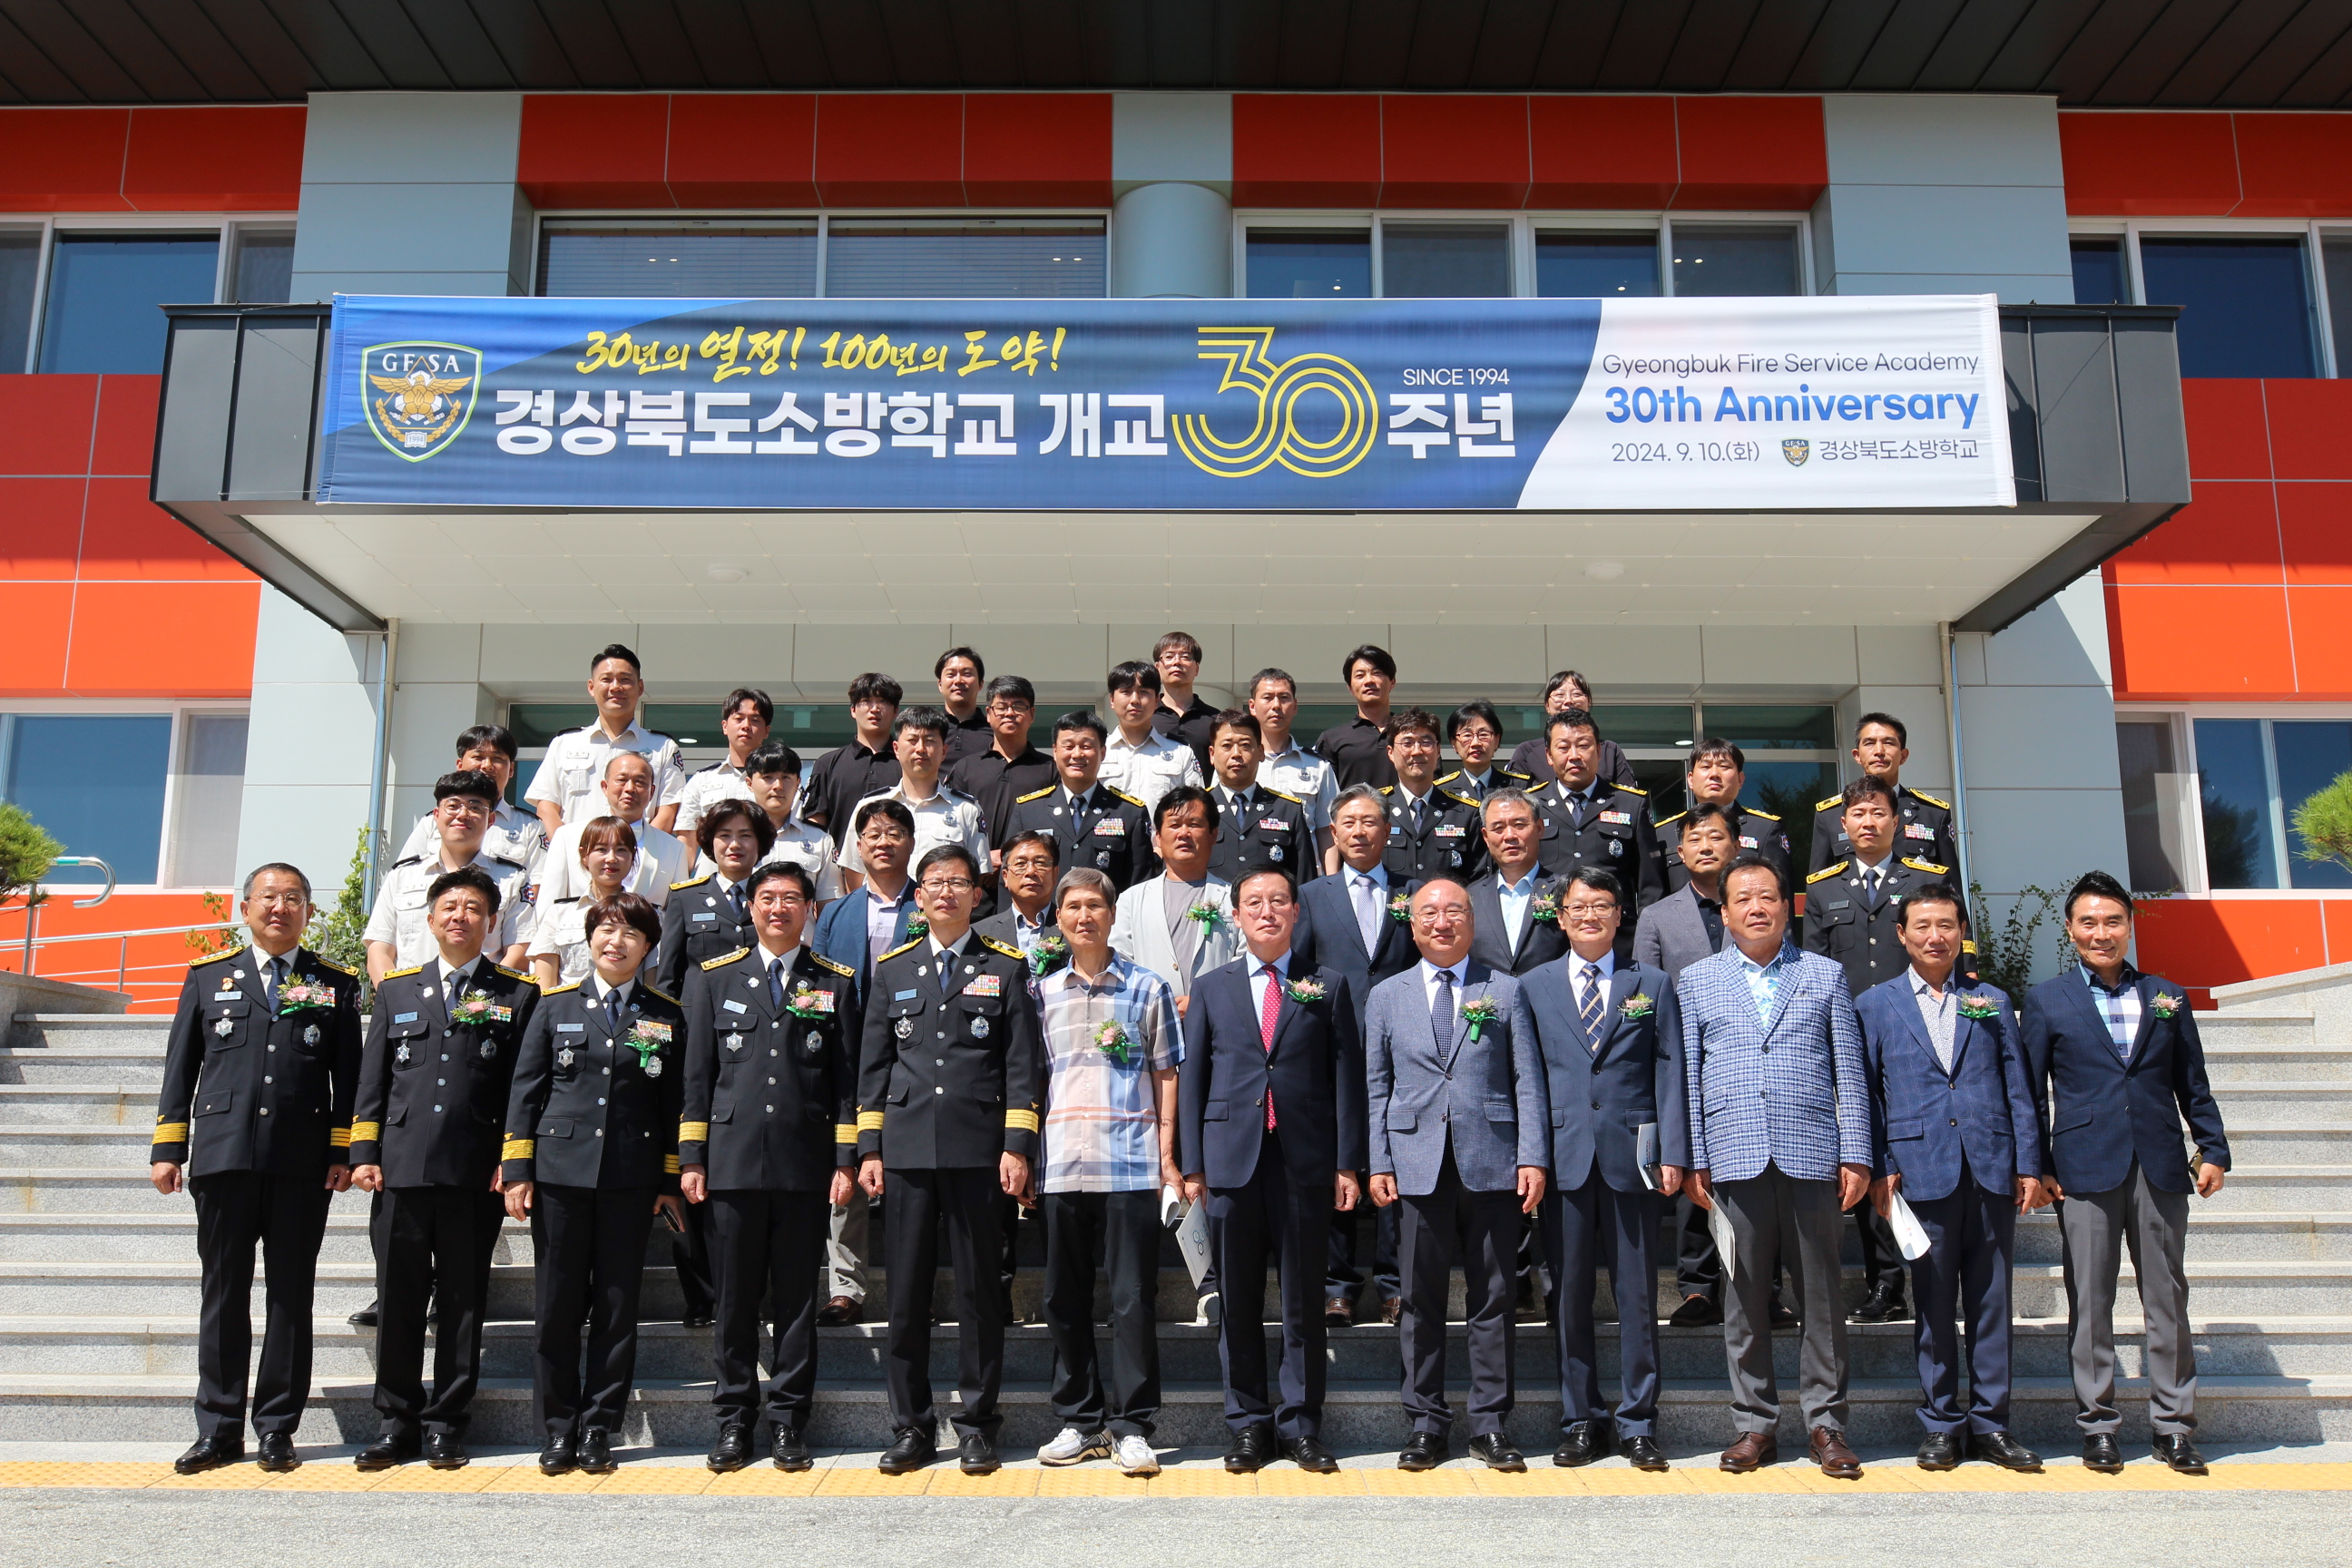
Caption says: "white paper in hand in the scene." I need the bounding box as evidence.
[1706,1195,1738,1284]
[1886,1190,1934,1261]
[1163,1184,1212,1288]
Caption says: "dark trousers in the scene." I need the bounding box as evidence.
[1395,1152,1518,1437]
[670,1194,715,1318]
[371,1184,503,1438]
[1906,1181,2017,1435]
[1041,1189,1162,1438]
[1856,1203,1907,1296]
[1207,1136,1333,1440]
[530,1182,655,1437]
[1541,1173,1663,1436]
[707,1188,827,1428]
[883,1166,1006,1441]
[1325,1199,1400,1307]
[191,1170,330,1439]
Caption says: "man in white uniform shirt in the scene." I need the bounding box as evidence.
[523,642,684,832]
[660,688,772,838]
[538,752,687,909]
[395,725,546,878]
[1246,668,1339,873]
[364,772,533,984]
[836,709,989,890]
[1101,662,1203,817]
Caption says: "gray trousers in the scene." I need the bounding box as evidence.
[828,1192,873,1303]
[2057,1160,2197,1436]
[1714,1164,1849,1436]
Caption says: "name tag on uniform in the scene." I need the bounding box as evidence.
[722,999,748,1014]
[1599,810,1632,826]
[964,975,1003,998]
[692,911,717,922]
[393,1012,419,1024]
[1093,818,1125,837]
[556,1023,585,1034]
[893,989,918,1002]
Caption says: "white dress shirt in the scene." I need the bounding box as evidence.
[1101,727,1204,817]
[1246,949,1292,1024]
[1345,862,1390,952]
[836,779,989,877]
[1418,956,1469,1012]
[1255,740,1338,832]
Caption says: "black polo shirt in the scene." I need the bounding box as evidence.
[1153,692,1223,768]
[942,708,994,763]
[804,740,901,847]
[945,742,1057,849]
[1315,713,1397,790]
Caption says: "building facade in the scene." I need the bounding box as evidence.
[3,32,2349,1004]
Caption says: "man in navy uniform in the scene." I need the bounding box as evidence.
[1378,709,1488,886]
[1436,700,1534,803]
[1655,740,1790,896]
[1529,710,1663,948]
[1201,709,1314,887]
[151,863,362,1475]
[1002,711,1159,893]
[348,866,539,1470]
[1808,712,1956,877]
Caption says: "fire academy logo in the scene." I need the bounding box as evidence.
[1780,437,1810,467]
[363,341,479,461]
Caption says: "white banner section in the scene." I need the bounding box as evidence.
[1519,294,2014,511]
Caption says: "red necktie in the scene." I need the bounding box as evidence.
[1258,964,1282,1131]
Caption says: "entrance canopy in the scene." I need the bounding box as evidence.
[153,297,2186,638]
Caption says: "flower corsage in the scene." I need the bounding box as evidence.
[1387,892,1412,924]
[1461,996,1500,1042]
[622,1017,672,1076]
[1029,931,1070,976]
[2151,993,2183,1018]
[276,979,339,1015]
[1094,1019,1135,1065]
[904,911,929,941]
[449,989,512,1028]
[1619,992,1656,1021]
[1527,891,1560,926]
[1284,976,1328,1004]
[1186,902,1225,932]
[786,984,836,1022]
[1956,995,2003,1021]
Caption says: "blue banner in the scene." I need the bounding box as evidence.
[318,295,1599,511]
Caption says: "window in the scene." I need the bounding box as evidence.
[2325,235,2352,384]
[38,232,221,374]
[2191,715,2352,890]
[0,229,36,373]
[228,230,295,304]
[0,714,173,886]
[2071,237,2127,305]
[1670,224,1803,298]
[2140,236,2317,378]
[1536,231,1661,298]
[826,218,1104,299]
[165,713,250,887]
[1247,229,1370,299]
[539,221,818,299]
[2114,719,2190,893]
[1380,222,1511,298]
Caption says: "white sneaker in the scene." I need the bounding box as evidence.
[1113,1434,1161,1475]
[1195,1292,1222,1327]
[1037,1426,1111,1466]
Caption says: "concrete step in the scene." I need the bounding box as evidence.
[2193,1167,2352,1212]
[0,1086,150,1125]
[2,1311,2347,1385]
[4,1369,2345,1449]
[0,1049,169,1088]
[2210,1126,2352,1164]
[2210,1083,2352,1120]
[2205,1044,2352,1083]
[2197,1012,2321,1047]
[7,1016,170,1054]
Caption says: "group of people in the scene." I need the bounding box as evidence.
[149,634,2230,1485]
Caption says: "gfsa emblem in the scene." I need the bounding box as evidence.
[364,342,479,461]
[1780,437,1810,467]
[1174,327,1379,480]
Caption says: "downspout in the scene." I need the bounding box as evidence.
[1939,620,1972,897]
[361,618,399,907]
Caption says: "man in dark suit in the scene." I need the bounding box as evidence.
[1857,882,2044,1474]
[1178,867,1365,1474]
[1467,789,1571,977]
[1292,783,1418,1324]
[2021,871,2230,1476]
[1633,802,1733,984]
[1364,877,1548,1472]
[1523,867,1683,1471]
[973,830,1062,965]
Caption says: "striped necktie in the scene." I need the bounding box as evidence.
[1579,961,1606,1042]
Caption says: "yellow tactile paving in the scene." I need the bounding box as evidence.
[3,1457,2346,1496]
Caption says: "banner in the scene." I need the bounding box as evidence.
[317,294,2013,512]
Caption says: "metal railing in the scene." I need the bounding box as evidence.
[15,858,116,978]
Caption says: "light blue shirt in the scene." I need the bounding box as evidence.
[1495,866,1540,952]
[1731,940,1794,1024]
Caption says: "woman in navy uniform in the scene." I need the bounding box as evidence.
[502,891,685,1475]
[657,798,769,994]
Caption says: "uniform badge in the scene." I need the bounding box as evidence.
[642,1055,662,1079]
[394,1044,411,1065]
[1607,839,1623,857]
[1447,849,1464,867]
[555,1047,574,1069]
[1270,845,1285,862]
[1435,822,1464,838]
[479,1039,496,1059]
[1095,850,1112,869]
[1740,836,1759,849]
[706,896,718,907]
[214,1017,235,1038]
[724,1032,745,1052]
[418,985,435,999]
[806,1031,825,1054]
[303,1025,320,1046]
[1599,810,1632,826]
[970,1015,991,1040]
[1093,818,1124,837]
[1905,822,1935,840]
[230,969,244,981]
[894,1016,914,1040]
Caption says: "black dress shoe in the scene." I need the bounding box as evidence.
[348,1298,379,1328]
[1325,1298,1356,1327]
[256,1431,299,1472]
[2153,1434,2208,1475]
[538,1432,577,1475]
[878,1429,936,1475]
[1467,1434,1524,1472]
[577,1427,616,1474]
[1768,1300,1801,1329]
[1285,1436,1339,1474]
[1553,1419,1612,1467]
[1916,1432,1962,1470]
[425,1433,466,1470]
[772,1427,812,1472]
[1849,1283,1909,1324]
[1223,1424,1277,1474]
[1624,1436,1669,1471]
[1955,1430,2035,1470]
[2082,1434,2123,1474]
[708,1421,752,1473]
[682,1312,715,1329]
[354,1433,420,1472]
[173,1434,243,1475]
[958,1435,1000,1475]
[1667,1293,1722,1328]
[1398,1431,1447,1471]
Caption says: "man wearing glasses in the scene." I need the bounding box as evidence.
[363,771,534,984]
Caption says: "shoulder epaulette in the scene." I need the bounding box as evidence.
[693,760,728,775]
[641,983,678,1004]
[390,854,426,869]
[383,964,425,980]
[1908,789,1952,810]
[191,947,243,967]
[1612,781,1647,796]
[486,854,528,872]
[1263,788,1301,805]
[878,937,925,962]
[1441,789,1481,810]
[701,948,750,971]
[979,935,1024,962]
[1014,785,1055,804]
[312,956,358,978]
[492,964,535,983]
[1815,793,1845,813]
[671,873,713,891]
[1807,862,1847,885]
[1900,857,1950,877]
[1498,765,1534,781]
[543,981,582,995]
[811,953,856,978]
[1433,769,1461,786]
[1654,810,1686,828]
[1747,808,1781,822]
[1377,784,1397,797]
[1104,787,1146,808]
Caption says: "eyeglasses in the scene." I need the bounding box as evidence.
[1410,906,1470,925]
[920,877,977,894]
[1563,901,1620,917]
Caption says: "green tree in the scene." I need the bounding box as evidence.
[306,826,377,1009]
[2290,769,2352,881]
[0,804,62,920]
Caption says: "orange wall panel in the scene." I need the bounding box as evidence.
[2133,897,2330,994]
[2106,583,2297,699]
[2231,113,2352,218]
[0,583,74,692]
[91,377,161,476]
[0,108,132,212]
[963,93,1112,207]
[2107,481,2282,585]
[121,106,304,211]
[2059,112,2239,215]
[816,95,965,207]
[0,376,96,475]
[1231,94,1382,208]
[1379,95,1529,209]
[663,93,818,208]
[62,581,260,697]
[1527,96,1679,209]
[2286,586,2352,697]
[2179,378,2270,480]
[518,94,668,208]
[0,478,88,576]
[1672,96,1826,211]
[2275,484,2352,585]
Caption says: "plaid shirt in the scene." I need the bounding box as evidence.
[1036,955,1183,1194]
[2082,960,2143,1061]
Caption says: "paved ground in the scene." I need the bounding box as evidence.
[3,1441,2347,1566]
